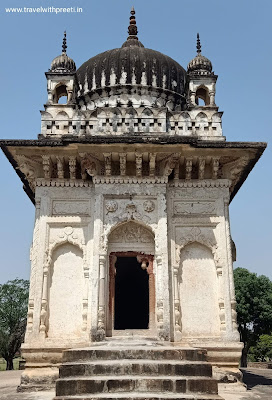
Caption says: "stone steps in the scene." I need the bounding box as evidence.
[56,376,218,396]
[54,344,223,400]
[54,395,223,400]
[62,347,207,363]
[60,360,212,378]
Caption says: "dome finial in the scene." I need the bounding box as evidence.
[122,7,144,47]
[50,30,76,73]
[196,33,201,55]
[62,31,67,54]
[128,6,138,39]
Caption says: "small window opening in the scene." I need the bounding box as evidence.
[195,87,210,106]
[55,85,68,104]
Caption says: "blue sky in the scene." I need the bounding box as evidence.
[0,0,271,283]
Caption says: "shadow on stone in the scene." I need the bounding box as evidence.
[242,369,272,390]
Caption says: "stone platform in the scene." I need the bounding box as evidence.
[53,341,223,400]
[2,368,272,400]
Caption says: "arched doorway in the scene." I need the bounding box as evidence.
[107,222,155,336]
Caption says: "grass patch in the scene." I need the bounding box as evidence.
[0,357,22,371]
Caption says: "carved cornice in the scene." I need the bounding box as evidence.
[1,140,266,205]
[93,176,168,184]
[36,179,93,187]
[168,179,231,188]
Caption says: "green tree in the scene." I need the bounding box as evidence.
[234,268,272,367]
[249,334,272,362]
[0,279,29,370]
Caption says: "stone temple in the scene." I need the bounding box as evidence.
[0,8,266,399]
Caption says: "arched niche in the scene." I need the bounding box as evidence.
[178,242,220,338]
[106,221,156,336]
[179,111,192,133]
[47,243,84,339]
[195,112,209,131]
[195,85,210,106]
[211,112,222,135]
[54,83,68,104]
[111,108,122,132]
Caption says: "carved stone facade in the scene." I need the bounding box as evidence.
[0,8,266,392]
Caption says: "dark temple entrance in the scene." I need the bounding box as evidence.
[114,257,149,330]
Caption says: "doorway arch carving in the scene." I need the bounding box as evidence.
[107,221,155,336]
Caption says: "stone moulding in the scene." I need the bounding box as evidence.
[93,176,168,184]
[168,179,231,188]
[36,179,93,187]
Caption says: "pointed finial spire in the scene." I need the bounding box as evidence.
[128,6,138,39]
[196,33,201,55]
[62,31,67,54]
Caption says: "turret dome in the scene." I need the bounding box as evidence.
[187,33,213,76]
[50,32,76,73]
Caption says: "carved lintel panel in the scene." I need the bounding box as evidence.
[173,200,216,216]
[52,200,90,216]
[103,198,157,229]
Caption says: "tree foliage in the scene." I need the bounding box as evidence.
[0,279,29,370]
[249,334,272,362]
[234,268,272,367]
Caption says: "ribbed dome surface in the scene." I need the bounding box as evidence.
[50,53,76,73]
[187,54,212,75]
[76,45,186,97]
[187,33,213,76]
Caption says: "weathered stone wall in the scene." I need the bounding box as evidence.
[21,179,242,388]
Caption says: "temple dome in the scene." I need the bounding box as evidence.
[76,45,186,97]
[76,8,186,105]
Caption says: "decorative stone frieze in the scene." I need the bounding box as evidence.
[109,222,154,244]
